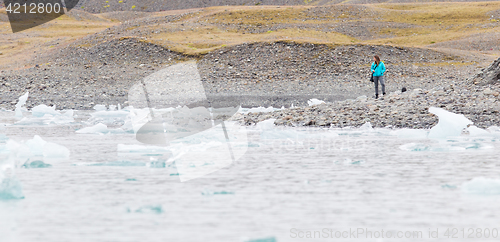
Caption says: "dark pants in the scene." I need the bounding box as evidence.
[373,76,385,95]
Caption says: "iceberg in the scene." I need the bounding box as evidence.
[245,237,277,242]
[22,160,52,169]
[3,136,70,166]
[308,98,326,106]
[128,205,163,214]
[0,144,24,199]
[359,122,373,130]
[32,104,61,117]
[256,119,277,130]
[90,110,129,120]
[25,135,70,159]
[462,177,500,195]
[74,160,146,167]
[464,125,493,137]
[399,142,492,152]
[15,104,74,126]
[240,106,280,114]
[76,123,110,134]
[93,104,107,112]
[0,175,24,200]
[428,107,473,139]
[201,190,234,196]
[76,123,125,134]
[14,92,29,119]
[85,104,132,127]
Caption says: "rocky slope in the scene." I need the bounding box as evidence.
[0,40,477,110]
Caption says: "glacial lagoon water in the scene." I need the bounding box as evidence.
[1,106,500,242]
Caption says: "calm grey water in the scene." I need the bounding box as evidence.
[1,109,500,242]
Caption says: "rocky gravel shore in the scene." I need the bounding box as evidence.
[233,58,500,129]
[1,40,477,110]
[0,38,497,129]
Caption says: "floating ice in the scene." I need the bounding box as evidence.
[0,144,24,199]
[25,135,70,159]
[74,160,147,167]
[428,107,472,139]
[93,104,107,112]
[0,175,24,200]
[90,110,129,120]
[359,122,373,130]
[400,142,493,152]
[76,123,109,134]
[16,104,74,126]
[308,98,326,106]
[127,205,163,214]
[245,237,277,242]
[168,121,248,182]
[334,158,365,165]
[201,190,234,196]
[256,119,277,130]
[3,136,70,166]
[240,106,281,114]
[22,160,52,169]
[462,177,500,195]
[32,104,61,117]
[464,125,492,137]
[76,123,126,134]
[14,92,29,119]
[441,184,457,190]
[0,133,8,143]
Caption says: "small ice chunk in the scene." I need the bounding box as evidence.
[43,142,70,159]
[201,190,234,196]
[22,160,52,169]
[428,107,472,139]
[93,104,107,112]
[76,161,146,167]
[129,205,163,214]
[0,176,24,200]
[462,177,500,195]
[14,92,29,119]
[25,135,70,159]
[241,106,276,114]
[31,105,60,117]
[256,119,277,130]
[307,98,325,106]
[0,151,24,199]
[465,125,490,136]
[15,104,74,125]
[359,122,373,130]
[76,123,111,134]
[244,237,277,242]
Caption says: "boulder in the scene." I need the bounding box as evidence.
[472,57,500,85]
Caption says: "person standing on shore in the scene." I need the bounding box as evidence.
[371,55,386,99]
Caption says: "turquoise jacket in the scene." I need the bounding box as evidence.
[371,61,386,77]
